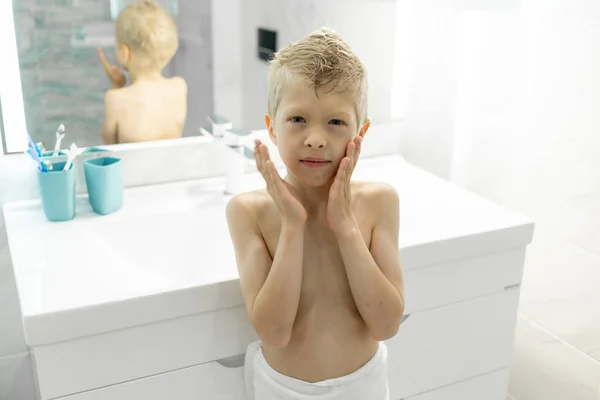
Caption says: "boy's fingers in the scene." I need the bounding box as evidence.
[110,66,124,82]
[266,161,280,196]
[335,158,347,181]
[262,144,271,161]
[98,48,111,73]
[257,146,274,190]
[263,148,275,184]
[347,142,355,164]
[268,160,283,184]
[257,151,266,177]
[351,137,362,172]
[254,146,265,175]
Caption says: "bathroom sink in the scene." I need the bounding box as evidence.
[3,154,534,346]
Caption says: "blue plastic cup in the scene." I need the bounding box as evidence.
[41,151,67,159]
[81,147,109,155]
[37,161,76,222]
[84,157,123,215]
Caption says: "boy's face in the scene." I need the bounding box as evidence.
[266,81,369,187]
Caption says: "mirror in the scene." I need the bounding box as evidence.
[4,0,398,152]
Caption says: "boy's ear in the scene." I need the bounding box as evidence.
[265,114,277,145]
[121,44,132,62]
[358,120,371,138]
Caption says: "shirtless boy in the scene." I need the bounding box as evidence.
[226,27,405,399]
[98,0,187,145]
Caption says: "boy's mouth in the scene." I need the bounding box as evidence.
[300,158,331,167]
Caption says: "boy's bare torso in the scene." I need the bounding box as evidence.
[110,77,186,143]
[242,181,382,382]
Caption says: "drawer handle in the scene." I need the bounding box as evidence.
[216,353,246,368]
[401,314,411,324]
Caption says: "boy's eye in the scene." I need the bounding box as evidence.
[329,119,346,126]
[289,116,306,123]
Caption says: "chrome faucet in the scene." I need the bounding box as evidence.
[201,114,254,195]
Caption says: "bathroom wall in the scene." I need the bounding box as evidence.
[450,0,600,221]
[11,0,212,148]
[392,1,461,181]
[440,1,600,396]
[392,0,522,181]
[213,0,398,131]
[0,155,38,400]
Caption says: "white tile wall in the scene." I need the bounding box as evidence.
[0,228,28,359]
[0,353,36,400]
[392,0,462,181]
[426,0,600,398]
[213,0,398,131]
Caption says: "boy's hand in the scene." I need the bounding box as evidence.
[328,136,362,234]
[255,139,307,225]
[98,48,126,89]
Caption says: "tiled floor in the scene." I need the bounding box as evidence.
[499,157,600,399]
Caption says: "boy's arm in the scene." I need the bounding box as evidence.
[101,90,119,145]
[226,195,305,348]
[336,184,405,341]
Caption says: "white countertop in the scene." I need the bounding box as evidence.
[3,155,534,346]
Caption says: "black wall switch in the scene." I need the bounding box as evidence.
[258,28,277,62]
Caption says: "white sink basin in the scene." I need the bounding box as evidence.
[3,154,533,345]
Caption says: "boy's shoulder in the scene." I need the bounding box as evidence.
[353,180,399,202]
[106,76,187,100]
[103,88,125,109]
[228,188,271,207]
[226,189,272,226]
[352,180,400,218]
[168,75,187,88]
[159,76,187,93]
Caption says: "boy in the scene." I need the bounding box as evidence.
[97,0,187,145]
[226,27,404,399]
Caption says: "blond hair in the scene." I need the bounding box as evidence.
[116,0,178,71]
[267,27,368,128]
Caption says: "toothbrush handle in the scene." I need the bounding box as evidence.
[53,134,64,157]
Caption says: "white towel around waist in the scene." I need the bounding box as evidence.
[245,341,390,400]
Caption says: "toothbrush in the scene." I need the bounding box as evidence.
[63,143,79,171]
[26,132,42,157]
[52,124,66,156]
[25,148,47,172]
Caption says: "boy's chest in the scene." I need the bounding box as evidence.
[261,206,373,277]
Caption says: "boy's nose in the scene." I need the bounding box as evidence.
[304,132,326,148]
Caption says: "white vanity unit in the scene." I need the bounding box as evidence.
[3,155,533,400]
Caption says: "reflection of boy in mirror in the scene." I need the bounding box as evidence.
[226,27,404,399]
[97,0,187,145]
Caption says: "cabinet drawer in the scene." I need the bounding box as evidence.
[403,247,525,315]
[406,368,509,400]
[386,289,519,400]
[61,357,247,400]
[34,306,257,399]
[34,249,525,399]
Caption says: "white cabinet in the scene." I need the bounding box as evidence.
[387,289,519,399]
[4,156,533,400]
[29,247,525,400]
[32,306,257,399]
[406,369,509,400]
[61,358,247,400]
